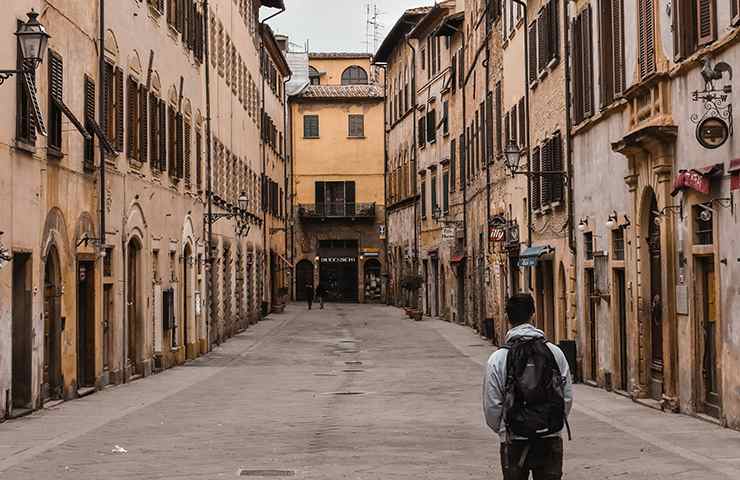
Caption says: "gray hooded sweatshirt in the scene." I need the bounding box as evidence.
[483,323,573,441]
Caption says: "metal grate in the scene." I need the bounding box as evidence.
[239,470,295,477]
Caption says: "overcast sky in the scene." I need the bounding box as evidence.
[265,0,435,53]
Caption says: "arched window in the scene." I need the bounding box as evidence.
[341,65,368,85]
[309,66,321,85]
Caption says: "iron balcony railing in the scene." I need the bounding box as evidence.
[298,202,376,219]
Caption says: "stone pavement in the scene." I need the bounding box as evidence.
[1,303,739,479]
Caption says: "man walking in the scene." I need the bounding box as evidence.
[305,282,314,310]
[315,284,326,309]
[483,293,573,479]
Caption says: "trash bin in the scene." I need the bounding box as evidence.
[558,340,578,382]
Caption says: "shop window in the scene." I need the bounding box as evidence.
[612,228,625,261]
[584,231,594,260]
[694,203,714,245]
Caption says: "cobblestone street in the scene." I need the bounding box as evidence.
[1,304,739,479]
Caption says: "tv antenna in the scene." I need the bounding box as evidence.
[364,2,385,54]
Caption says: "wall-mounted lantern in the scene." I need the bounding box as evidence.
[0,10,50,85]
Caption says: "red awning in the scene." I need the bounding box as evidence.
[729,159,740,173]
[730,159,740,191]
[671,163,724,196]
[450,255,466,264]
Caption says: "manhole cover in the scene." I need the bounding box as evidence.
[239,469,295,477]
[345,361,363,366]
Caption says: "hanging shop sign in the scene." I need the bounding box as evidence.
[442,226,456,240]
[378,224,386,240]
[691,58,733,150]
[671,164,724,196]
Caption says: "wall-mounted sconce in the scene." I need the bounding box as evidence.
[577,217,589,232]
[605,211,618,230]
[0,231,12,269]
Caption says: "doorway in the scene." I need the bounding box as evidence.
[77,260,96,388]
[586,268,597,381]
[363,258,382,303]
[647,195,664,401]
[543,260,555,339]
[12,252,33,411]
[43,248,64,401]
[615,269,628,392]
[183,244,193,356]
[423,259,430,315]
[557,263,567,343]
[456,262,466,324]
[431,257,439,315]
[126,239,142,377]
[696,256,720,417]
[295,259,314,301]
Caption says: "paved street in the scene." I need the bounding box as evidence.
[1,304,739,479]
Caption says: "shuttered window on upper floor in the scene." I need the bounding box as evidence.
[637,0,656,79]
[426,109,437,143]
[599,0,625,108]
[126,76,141,162]
[572,5,594,125]
[304,115,319,138]
[673,0,717,61]
[48,50,64,156]
[530,0,560,86]
[83,76,96,170]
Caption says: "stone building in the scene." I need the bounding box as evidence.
[289,53,385,304]
[570,0,740,429]
[0,0,288,420]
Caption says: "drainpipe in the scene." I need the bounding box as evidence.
[512,0,532,249]
[203,0,214,349]
[282,72,291,299]
[405,34,420,308]
[563,2,576,257]
[376,62,390,305]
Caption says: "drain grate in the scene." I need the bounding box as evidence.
[239,469,295,477]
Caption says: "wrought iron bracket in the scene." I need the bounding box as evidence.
[691,58,734,135]
[509,170,569,184]
[657,204,684,222]
[712,192,735,215]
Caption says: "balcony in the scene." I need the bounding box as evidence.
[298,202,376,221]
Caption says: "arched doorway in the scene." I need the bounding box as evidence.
[295,260,314,301]
[127,237,143,377]
[646,193,664,401]
[43,247,64,401]
[364,258,382,303]
[557,262,567,343]
[183,244,193,358]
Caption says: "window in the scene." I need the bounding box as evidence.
[127,76,141,161]
[584,232,594,260]
[103,62,124,154]
[459,133,466,188]
[450,138,457,191]
[673,0,717,60]
[149,0,165,14]
[426,109,436,143]
[421,47,426,71]
[309,66,320,85]
[418,116,426,147]
[83,76,96,170]
[139,85,148,163]
[442,170,449,213]
[612,227,625,260]
[486,93,494,160]
[442,101,449,136]
[694,203,714,245]
[195,128,202,190]
[431,171,438,216]
[518,98,526,148]
[341,66,368,85]
[531,147,541,211]
[348,114,364,138]
[303,115,319,138]
[637,0,656,79]
[47,50,63,155]
[572,5,594,124]
[184,119,191,185]
[495,81,503,153]
[599,0,625,107]
[314,181,356,216]
[421,175,427,219]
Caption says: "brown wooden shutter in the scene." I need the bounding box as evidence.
[102,62,113,138]
[571,16,583,124]
[583,5,594,118]
[537,13,548,73]
[510,104,518,148]
[184,120,191,184]
[531,147,541,211]
[159,99,167,172]
[486,92,494,163]
[115,67,124,152]
[549,0,560,63]
[149,93,159,169]
[84,75,96,170]
[495,81,503,153]
[613,0,625,95]
[504,111,510,144]
[127,76,137,160]
[176,112,184,178]
[48,51,64,152]
[139,85,148,163]
[459,50,465,89]
[599,0,614,108]
[541,138,552,205]
[528,22,537,84]
[638,0,656,79]
[518,97,526,147]
[551,131,563,203]
[697,0,716,46]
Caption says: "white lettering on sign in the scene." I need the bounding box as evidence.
[320,257,357,263]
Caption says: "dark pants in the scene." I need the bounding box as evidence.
[307,297,313,309]
[500,437,563,480]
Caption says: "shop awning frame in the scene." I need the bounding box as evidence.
[517,245,554,267]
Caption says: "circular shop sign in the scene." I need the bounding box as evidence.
[696,117,729,149]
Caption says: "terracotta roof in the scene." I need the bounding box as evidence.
[308,52,373,59]
[296,84,384,100]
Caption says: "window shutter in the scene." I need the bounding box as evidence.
[531,147,541,211]
[510,104,518,148]
[459,50,465,89]
[127,76,137,160]
[504,111,510,144]
[541,138,553,205]
[427,109,436,142]
[583,5,594,118]
[421,177,427,218]
[672,0,696,60]
[537,13,548,73]
[115,67,124,152]
[450,138,457,189]
[184,121,191,184]
[176,113,184,178]
[638,0,656,79]
[518,97,526,147]
[459,134,466,188]
[599,0,614,108]
[48,51,63,152]
[315,181,325,208]
[84,76,96,170]
[571,16,583,124]
[486,92,494,162]
[528,22,537,84]
[450,53,457,93]
[696,0,716,46]
[159,99,167,172]
[195,130,202,190]
[418,117,426,146]
[149,94,159,169]
[551,131,563,203]
[139,85,148,163]
[612,0,625,95]
[495,81,503,153]
[549,0,560,63]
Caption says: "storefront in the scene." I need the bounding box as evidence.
[318,240,359,302]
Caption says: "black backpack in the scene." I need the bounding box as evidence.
[501,337,569,440]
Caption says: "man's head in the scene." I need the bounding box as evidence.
[506,293,535,326]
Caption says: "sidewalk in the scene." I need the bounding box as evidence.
[424,317,740,479]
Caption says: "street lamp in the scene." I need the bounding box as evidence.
[503,139,522,175]
[238,191,248,212]
[204,191,253,238]
[0,10,50,85]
